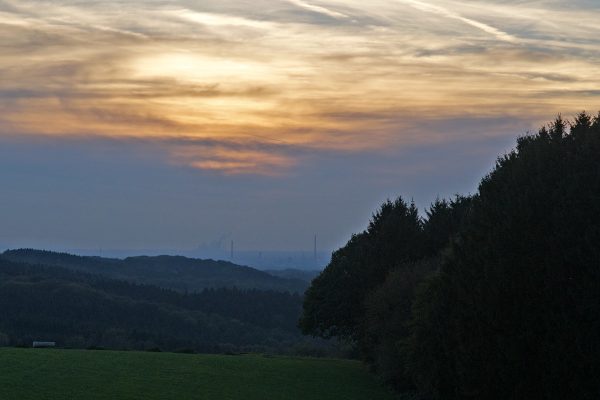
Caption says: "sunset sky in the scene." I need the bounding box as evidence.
[1,0,599,255]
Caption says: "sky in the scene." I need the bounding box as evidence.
[0,0,599,256]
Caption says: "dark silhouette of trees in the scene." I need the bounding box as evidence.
[301,112,600,399]
[410,113,600,399]
[299,198,424,342]
[300,196,470,389]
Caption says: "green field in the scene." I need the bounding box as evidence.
[0,348,396,400]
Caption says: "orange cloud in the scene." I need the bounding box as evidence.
[0,0,599,174]
[172,145,297,176]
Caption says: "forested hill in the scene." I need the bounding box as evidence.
[0,258,328,354]
[264,269,321,282]
[0,249,307,293]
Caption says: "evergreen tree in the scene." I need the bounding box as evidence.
[411,113,600,399]
[300,197,423,341]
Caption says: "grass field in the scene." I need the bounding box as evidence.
[0,348,396,400]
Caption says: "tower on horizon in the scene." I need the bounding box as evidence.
[314,234,317,266]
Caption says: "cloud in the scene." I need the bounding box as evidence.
[396,0,517,42]
[0,0,599,175]
[285,0,349,19]
[171,8,278,30]
[179,147,296,175]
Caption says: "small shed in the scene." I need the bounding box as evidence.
[33,341,56,348]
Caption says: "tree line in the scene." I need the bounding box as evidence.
[300,113,600,399]
[0,259,333,356]
[1,250,308,293]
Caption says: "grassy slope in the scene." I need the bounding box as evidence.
[0,348,396,400]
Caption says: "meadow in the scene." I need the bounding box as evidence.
[0,348,396,400]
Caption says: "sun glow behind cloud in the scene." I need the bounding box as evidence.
[0,0,599,174]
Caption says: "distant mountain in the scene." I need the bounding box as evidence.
[265,269,321,282]
[0,249,308,294]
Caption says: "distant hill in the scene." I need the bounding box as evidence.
[265,269,320,282]
[1,249,308,293]
[0,258,331,354]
